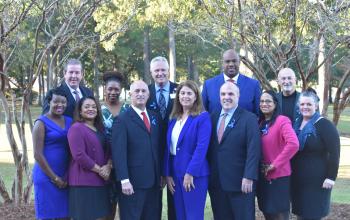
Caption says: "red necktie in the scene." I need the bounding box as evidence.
[217,113,228,143]
[227,79,235,84]
[141,112,151,132]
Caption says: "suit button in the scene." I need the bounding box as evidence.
[177,148,180,151]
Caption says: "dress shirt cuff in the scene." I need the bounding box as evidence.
[121,179,130,184]
[324,178,335,186]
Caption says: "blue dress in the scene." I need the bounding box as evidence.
[33,115,72,219]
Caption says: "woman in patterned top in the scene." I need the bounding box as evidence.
[101,71,129,219]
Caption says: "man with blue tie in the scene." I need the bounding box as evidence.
[202,49,261,115]
[112,80,161,220]
[147,56,177,220]
[207,82,261,220]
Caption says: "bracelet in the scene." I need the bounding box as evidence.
[51,176,59,183]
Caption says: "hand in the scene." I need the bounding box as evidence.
[99,164,111,181]
[52,176,67,189]
[121,181,134,195]
[183,173,195,192]
[241,178,253,194]
[322,178,335,189]
[166,176,176,195]
[160,176,166,189]
[264,164,275,176]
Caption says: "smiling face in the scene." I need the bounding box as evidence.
[179,86,197,110]
[260,92,276,119]
[130,81,149,110]
[49,94,67,116]
[222,50,240,78]
[105,80,121,104]
[151,60,169,87]
[64,64,83,89]
[80,98,97,121]
[299,96,317,119]
[277,68,297,96]
[220,82,239,111]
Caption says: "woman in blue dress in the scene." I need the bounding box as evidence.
[101,71,129,219]
[32,89,72,219]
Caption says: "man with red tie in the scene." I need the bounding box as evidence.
[112,80,162,220]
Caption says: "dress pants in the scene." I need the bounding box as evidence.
[209,188,255,220]
[119,186,160,220]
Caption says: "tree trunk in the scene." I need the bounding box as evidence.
[93,36,100,100]
[332,69,350,125]
[168,21,176,82]
[317,35,330,116]
[143,26,151,84]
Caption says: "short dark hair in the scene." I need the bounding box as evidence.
[74,96,104,131]
[170,80,203,119]
[258,90,281,126]
[47,88,67,103]
[102,71,124,86]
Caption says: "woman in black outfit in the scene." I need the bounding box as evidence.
[291,90,340,220]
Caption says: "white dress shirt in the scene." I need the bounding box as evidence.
[170,118,187,155]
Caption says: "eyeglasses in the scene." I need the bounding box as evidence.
[260,99,273,104]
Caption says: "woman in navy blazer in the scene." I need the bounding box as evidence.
[164,80,212,220]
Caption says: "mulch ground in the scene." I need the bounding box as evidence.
[0,202,349,219]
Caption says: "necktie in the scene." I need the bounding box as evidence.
[73,90,80,103]
[217,113,228,143]
[227,79,235,84]
[141,112,151,132]
[158,88,166,119]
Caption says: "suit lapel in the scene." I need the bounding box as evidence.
[220,107,242,144]
[129,108,149,133]
[176,116,193,147]
[62,82,75,104]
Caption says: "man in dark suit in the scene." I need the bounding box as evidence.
[202,49,261,115]
[112,80,161,220]
[276,67,300,125]
[146,56,177,220]
[42,59,93,118]
[207,82,261,220]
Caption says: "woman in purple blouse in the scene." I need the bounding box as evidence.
[68,96,112,220]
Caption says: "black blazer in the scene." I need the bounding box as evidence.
[147,81,178,166]
[207,107,261,192]
[42,81,94,118]
[112,107,161,189]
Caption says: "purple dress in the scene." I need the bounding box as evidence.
[33,115,72,219]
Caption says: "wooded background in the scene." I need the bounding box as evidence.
[0,0,349,205]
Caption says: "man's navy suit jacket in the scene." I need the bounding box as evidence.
[202,73,261,115]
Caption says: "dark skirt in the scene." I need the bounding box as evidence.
[69,186,111,220]
[257,175,290,214]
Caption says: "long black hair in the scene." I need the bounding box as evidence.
[74,96,104,131]
[258,90,281,126]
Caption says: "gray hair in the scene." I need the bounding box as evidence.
[64,59,83,73]
[299,90,320,106]
[150,56,169,72]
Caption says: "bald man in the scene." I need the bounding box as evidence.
[202,49,261,115]
[207,82,261,220]
[112,80,162,220]
[276,68,301,124]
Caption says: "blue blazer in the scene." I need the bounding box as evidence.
[163,112,212,178]
[208,107,261,192]
[202,73,261,115]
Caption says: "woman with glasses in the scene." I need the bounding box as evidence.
[257,90,299,220]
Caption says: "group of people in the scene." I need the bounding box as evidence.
[32,49,340,220]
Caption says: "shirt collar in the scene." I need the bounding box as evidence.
[66,83,81,94]
[220,106,237,118]
[223,73,240,83]
[155,81,170,93]
[131,105,147,116]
